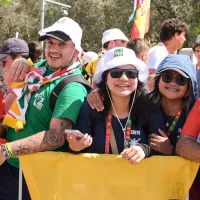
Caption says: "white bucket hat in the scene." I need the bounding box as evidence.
[93,47,148,84]
[82,51,98,63]
[39,17,82,53]
[102,28,128,46]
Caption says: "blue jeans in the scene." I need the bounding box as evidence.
[0,161,31,200]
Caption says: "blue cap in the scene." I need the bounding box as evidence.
[155,54,198,107]
[156,54,196,87]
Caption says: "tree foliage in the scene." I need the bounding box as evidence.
[0,0,11,4]
[0,0,199,51]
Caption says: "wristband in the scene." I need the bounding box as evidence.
[137,144,152,157]
[1,143,10,159]
[6,143,13,158]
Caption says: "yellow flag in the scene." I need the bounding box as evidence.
[131,0,151,38]
[20,152,199,200]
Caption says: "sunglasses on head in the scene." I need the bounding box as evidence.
[0,59,7,68]
[161,71,188,86]
[109,68,138,79]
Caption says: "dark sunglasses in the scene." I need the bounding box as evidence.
[0,59,7,68]
[161,72,188,86]
[109,68,138,79]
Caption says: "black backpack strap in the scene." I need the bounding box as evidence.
[50,75,92,112]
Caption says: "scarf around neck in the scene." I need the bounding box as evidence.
[3,61,81,130]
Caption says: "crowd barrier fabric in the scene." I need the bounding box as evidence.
[20,152,199,200]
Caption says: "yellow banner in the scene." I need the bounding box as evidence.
[20,152,199,200]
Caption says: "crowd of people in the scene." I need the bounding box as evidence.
[0,16,199,200]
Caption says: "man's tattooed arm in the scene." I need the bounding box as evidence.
[9,118,73,157]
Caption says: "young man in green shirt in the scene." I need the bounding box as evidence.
[0,17,88,199]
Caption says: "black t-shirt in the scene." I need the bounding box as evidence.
[161,109,187,146]
[75,95,166,154]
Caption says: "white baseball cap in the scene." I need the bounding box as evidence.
[93,47,148,84]
[82,51,98,63]
[102,28,128,46]
[39,17,82,53]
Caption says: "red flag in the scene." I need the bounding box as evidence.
[131,0,151,38]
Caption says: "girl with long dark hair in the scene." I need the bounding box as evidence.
[148,54,197,155]
[87,54,197,155]
[67,47,166,164]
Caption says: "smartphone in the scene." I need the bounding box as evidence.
[64,129,84,140]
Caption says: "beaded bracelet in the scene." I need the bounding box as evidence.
[1,143,12,159]
[6,143,13,158]
[1,144,10,159]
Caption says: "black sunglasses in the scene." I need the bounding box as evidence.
[0,59,7,68]
[161,72,188,86]
[109,68,138,79]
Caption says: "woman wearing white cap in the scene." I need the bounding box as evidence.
[87,54,197,155]
[67,47,166,164]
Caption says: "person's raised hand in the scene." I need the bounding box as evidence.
[4,58,31,86]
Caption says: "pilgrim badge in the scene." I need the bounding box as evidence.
[114,48,123,57]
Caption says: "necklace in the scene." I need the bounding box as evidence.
[166,116,174,127]
[106,86,136,135]
[106,86,137,150]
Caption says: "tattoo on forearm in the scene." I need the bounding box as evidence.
[11,136,41,157]
[60,118,73,133]
[42,129,64,148]
[10,118,73,157]
[14,143,29,155]
[42,119,72,149]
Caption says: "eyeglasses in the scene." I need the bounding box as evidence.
[0,59,7,68]
[109,68,138,79]
[161,72,188,86]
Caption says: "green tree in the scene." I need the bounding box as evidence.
[147,0,199,47]
[0,0,199,51]
[0,0,12,4]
